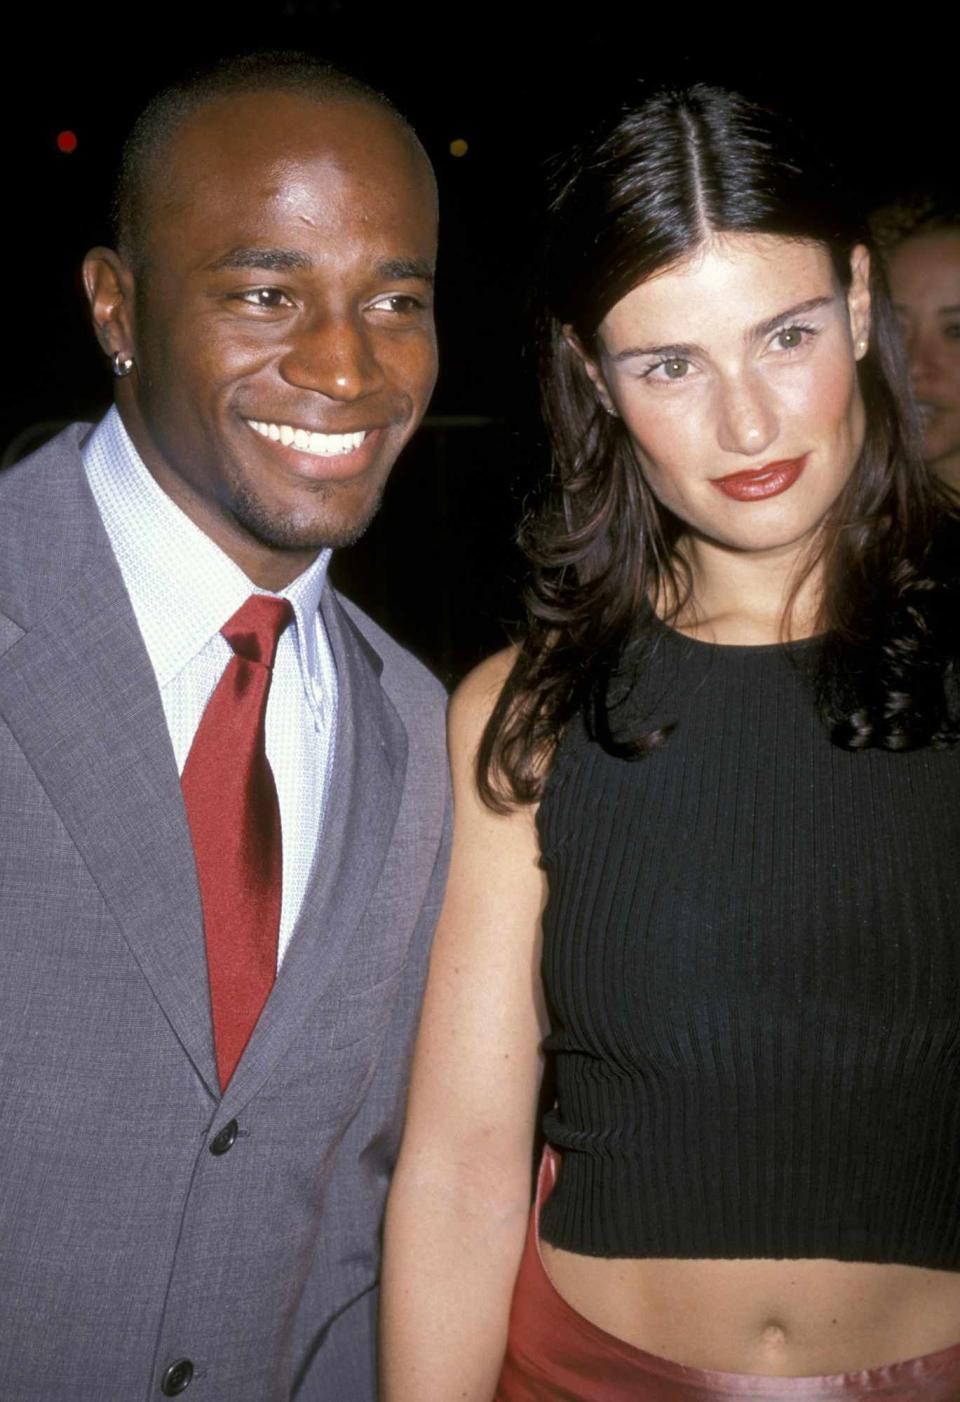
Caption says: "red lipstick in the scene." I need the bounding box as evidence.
[711,454,808,501]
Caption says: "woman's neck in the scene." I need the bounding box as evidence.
[667,533,823,647]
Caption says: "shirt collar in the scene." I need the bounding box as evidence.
[82,406,331,691]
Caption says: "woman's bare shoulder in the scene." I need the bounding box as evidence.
[447,646,519,759]
[449,646,518,727]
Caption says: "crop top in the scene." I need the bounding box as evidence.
[537,626,960,1268]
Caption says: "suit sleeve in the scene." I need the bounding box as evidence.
[293,772,453,1401]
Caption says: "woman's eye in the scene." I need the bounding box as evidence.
[662,358,689,379]
[773,323,820,353]
[641,356,692,383]
[642,357,691,381]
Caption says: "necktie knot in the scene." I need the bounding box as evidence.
[222,595,294,668]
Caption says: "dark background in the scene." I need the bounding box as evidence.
[3,5,955,683]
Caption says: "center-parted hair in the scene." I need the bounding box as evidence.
[479,84,960,810]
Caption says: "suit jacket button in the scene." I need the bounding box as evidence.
[210,1119,238,1156]
[160,1358,194,1394]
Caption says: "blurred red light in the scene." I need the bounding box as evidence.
[57,131,78,154]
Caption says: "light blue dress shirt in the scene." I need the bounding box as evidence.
[83,406,338,967]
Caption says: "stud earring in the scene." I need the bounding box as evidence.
[856,338,867,356]
[111,351,134,378]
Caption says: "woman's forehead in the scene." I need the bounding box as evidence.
[600,235,838,344]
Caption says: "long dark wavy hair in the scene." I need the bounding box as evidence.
[479,85,960,810]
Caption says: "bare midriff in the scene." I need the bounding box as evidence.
[539,1246,960,1374]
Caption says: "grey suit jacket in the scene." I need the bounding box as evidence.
[0,425,451,1400]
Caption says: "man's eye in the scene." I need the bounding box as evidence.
[370,294,424,315]
[238,288,293,309]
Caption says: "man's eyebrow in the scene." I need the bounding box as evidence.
[376,257,435,283]
[204,249,435,283]
[611,295,837,363]
[207,247,314,273]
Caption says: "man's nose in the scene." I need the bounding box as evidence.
[715,371,779,458]
[279,312,385,400]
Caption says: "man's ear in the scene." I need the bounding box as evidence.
[847,244,872,360]
[563,324,617,416]
[82,247,137,366]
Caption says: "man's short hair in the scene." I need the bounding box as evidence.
[114,50,410,269]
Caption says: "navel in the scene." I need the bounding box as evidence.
[757,1319,789,1352]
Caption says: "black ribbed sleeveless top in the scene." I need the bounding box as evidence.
[537,627,960,1267]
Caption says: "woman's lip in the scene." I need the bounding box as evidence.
[711,454,808,501]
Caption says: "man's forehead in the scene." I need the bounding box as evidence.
[164,89,429,191]
[139,90,436,259]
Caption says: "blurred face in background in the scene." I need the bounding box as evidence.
[887,231,960,491]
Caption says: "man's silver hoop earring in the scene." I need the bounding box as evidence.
[111,351,134,378]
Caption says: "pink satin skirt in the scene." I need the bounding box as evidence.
[496,1150,960,1400]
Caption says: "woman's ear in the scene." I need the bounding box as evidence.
[847,245,872,359]
[563,324,617,416]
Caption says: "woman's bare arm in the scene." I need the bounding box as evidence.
[381,650,548,1401]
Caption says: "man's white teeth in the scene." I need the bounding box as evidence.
[247,421,368,457]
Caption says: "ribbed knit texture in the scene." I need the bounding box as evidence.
[537,627,960,1267]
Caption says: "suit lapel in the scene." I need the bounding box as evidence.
[220,591,408,1117]
[0,429,408,1112]
[0,550,219,1097]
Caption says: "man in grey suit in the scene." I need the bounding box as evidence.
[0,53,449,1400]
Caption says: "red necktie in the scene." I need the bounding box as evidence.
[181,594,293,1091]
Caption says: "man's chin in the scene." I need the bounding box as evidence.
[232,489,385,555]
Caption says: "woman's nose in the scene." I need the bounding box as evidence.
[715,373,779,458]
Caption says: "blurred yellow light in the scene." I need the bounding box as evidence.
[449,138,468,158]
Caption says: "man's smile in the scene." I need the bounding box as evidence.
[245,419,369,457]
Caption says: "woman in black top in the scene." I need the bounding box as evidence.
[382,86,960,1398]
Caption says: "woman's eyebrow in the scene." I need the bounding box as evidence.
[611,339,698,362]
[752,295,835,340]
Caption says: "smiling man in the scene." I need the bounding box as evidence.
[0,53,449,1401]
